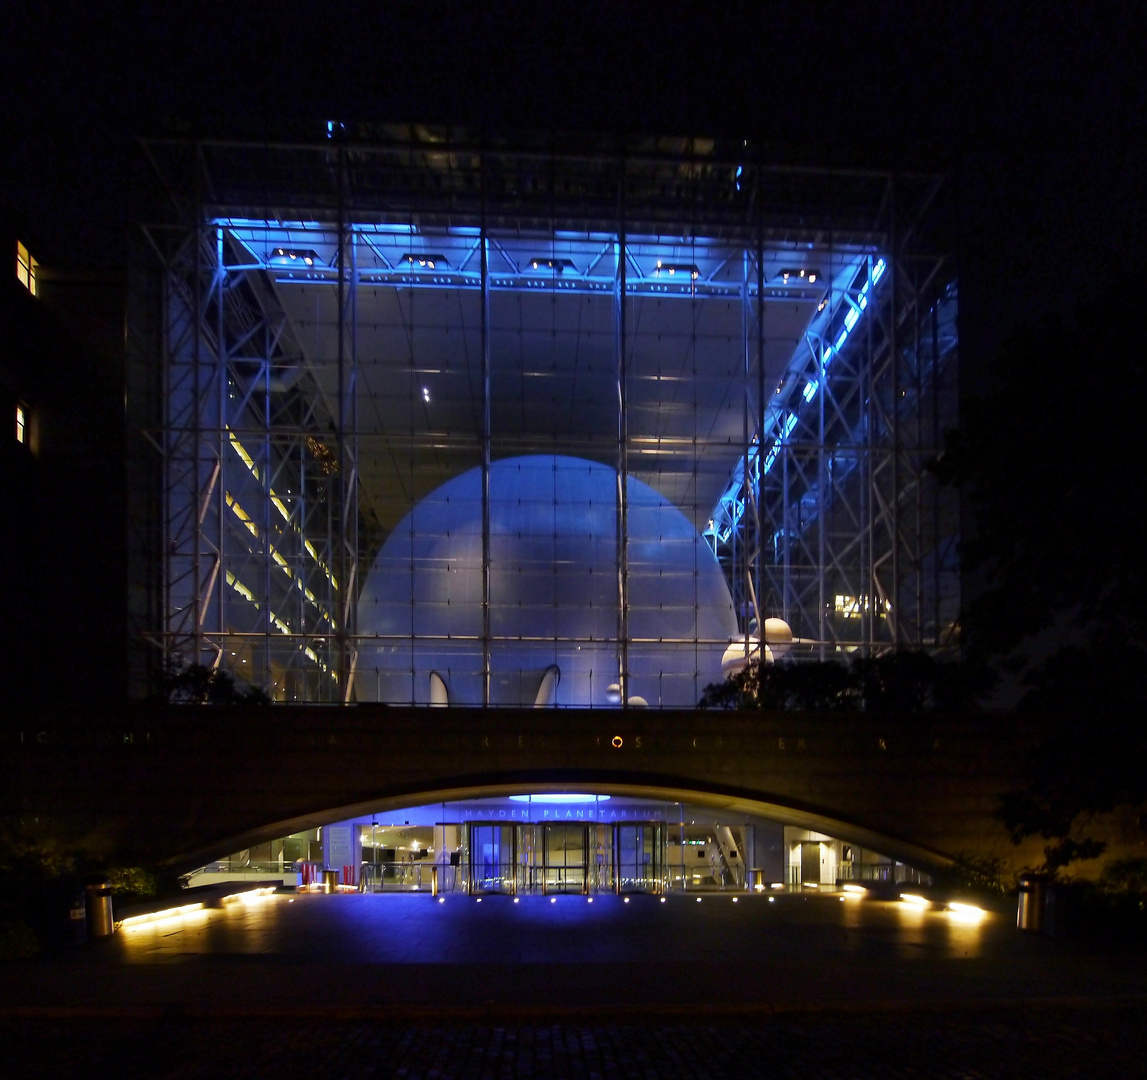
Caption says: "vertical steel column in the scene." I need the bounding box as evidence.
[264,326,274,690]
[889,177,901,646]
[741,248,752,649]
[614,156,629,705]
[480,157,492,706]
[210,226,226,667]
[190,179,204,668]
[932,299,942,644]
[335,145,350,698]
[782,401,791,626]
[261,260,274,685]
[341,227,360,701]
[756,226,767,638]
[510,827,518,896]
[860,257,874,655]
[818,329,827,660]
[160,248,173,672]
[912,261,925,647]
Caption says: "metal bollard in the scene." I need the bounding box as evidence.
[431,865,438,897]
[84,880,115,938]
[1017,875,1045,931]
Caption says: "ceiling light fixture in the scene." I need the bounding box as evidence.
[654,261,700,280]
[528,256,577,273]
[779,268,821,284]
[270,248,321,268]
[401,253,450,271]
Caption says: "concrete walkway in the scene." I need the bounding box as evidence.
[3,889,1144,1077]
[4,889,1144,1017]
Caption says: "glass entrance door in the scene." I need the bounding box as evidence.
[590,824,612,893]
[468,823,516,894]
[614,822,663,893]
[539,823,589,894]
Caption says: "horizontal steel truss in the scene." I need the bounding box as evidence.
[210,221,837,304]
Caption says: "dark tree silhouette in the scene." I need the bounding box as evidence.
[698,652,978,713]
[935,286,1145,694]
[935,285,1147,871]
[163,662,271,705]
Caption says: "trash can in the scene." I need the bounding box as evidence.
[747,868,766,892]
[84,879,115,938]
[1017,874,1046,932]
[321,869,339,893]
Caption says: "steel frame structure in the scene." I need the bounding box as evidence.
[711,212,960,656]
[134,128,958,703]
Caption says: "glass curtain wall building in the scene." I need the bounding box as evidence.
[133,128,959,705]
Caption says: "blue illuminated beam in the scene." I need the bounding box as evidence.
[704,257,887,551]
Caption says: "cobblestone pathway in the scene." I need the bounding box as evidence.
[5,1004,1145,1079]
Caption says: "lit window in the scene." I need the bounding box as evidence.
[16,403,26,444]
[833,594,888,619]
[16,241,37,296]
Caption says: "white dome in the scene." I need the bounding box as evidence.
[720,638,773,675]
[720,617,792,674]
[357,455,736,706]
[763,617,793,658]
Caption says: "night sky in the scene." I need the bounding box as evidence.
[5,2,1145,376]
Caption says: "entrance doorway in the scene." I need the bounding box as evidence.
[468,823,516,894]
[467,821,667,894]
[614,823,662,893]
[535,823,589,894]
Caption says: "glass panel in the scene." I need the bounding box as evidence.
[590,824,612,892]
[625,234,742,707]
[355,224,485,705]
[615,823,662,893]
[468,823,516,893]
[542,823,587,893]
[488,218,623,708]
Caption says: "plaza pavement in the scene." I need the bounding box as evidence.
[2,887,1144,1077]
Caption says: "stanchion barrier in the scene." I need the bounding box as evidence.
[299,861,323,886]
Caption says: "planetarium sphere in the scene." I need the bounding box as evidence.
[357,455,737,707]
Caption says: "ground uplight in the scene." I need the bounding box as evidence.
[947,901,986,921]
[119,903,205,929]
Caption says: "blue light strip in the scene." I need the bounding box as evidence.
[508,794,610,804]
[212,219,830,303]
[704,257,887,550]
